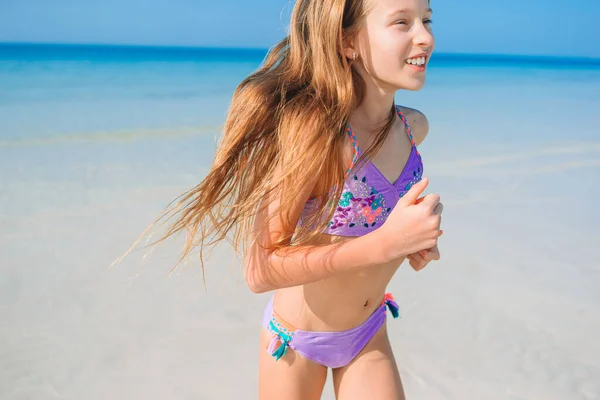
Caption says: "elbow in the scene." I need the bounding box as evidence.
[246,275,269,294]
[244,263,271,294]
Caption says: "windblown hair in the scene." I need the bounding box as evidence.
[119,0,400,276]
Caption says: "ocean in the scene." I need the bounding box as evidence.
[2,42,600,233]
[1,42,599,226]
[1,42,599,144]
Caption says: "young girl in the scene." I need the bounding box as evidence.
[138,0,442,398]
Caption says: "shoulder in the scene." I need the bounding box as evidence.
[396,105,429,146]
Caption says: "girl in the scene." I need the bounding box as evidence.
[136,0,442,398]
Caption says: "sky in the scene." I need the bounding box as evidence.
[0,0,599,58]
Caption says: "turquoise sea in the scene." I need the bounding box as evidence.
[2,42,600,205]
[1,43,599,144]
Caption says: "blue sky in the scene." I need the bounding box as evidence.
[1,0,599,58]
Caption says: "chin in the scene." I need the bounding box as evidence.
[394,78,427,92]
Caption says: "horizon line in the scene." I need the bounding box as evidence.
[1,41,599,65]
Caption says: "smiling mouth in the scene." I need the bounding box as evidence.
[405,55,427,67]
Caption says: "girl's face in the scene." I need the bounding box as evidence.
[352,0,435,92]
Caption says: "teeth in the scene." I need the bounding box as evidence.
[406,56,426,66]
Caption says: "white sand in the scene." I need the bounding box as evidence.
[1,134,599,400]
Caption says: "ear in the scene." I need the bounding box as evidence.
[342,35,357,60]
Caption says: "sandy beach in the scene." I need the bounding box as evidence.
[1,121,599,399]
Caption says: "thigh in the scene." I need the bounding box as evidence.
[258,328,328,400]
[332,324,406,400]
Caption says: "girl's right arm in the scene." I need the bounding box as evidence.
[244,166,442,293]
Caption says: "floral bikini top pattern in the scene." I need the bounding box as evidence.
[298,105,424,237]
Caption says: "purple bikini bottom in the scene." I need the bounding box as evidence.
[262,293,400,369]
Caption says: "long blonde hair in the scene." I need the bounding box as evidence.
[118,0,399,276]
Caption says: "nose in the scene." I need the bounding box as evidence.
[413,22,435,49]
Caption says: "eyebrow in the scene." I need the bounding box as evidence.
[388,7,433,17]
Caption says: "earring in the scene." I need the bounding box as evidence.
[352,52,357,61]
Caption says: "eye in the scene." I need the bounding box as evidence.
[395,20,408,25]
[423,19,433,25]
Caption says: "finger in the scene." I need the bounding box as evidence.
[423,247,440,261]
[410,258,425,271]
[419,249,435,261]
[417,250,432,262]
[414,260,429,271]
[406,254,419,270]
[429,244,441,259]
[421,194,441,211]
[420,250,439,262]
[408,257,417,270]
[412,251,426,262]
[433,246,441,260]
[410,252,426,268]
[432,201,444,215]
[399,177,429,205]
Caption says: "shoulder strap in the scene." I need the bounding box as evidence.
[345,125,361,174]
[395,105,417,148]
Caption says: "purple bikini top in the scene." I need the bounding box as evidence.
[298,106,423,237]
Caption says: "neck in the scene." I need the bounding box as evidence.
[350,65,397,133]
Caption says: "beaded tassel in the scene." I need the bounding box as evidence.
[268,319,293,361]
[271,339,289,361]
[383,293,400,319]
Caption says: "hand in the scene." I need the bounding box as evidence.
[379,177,443,261]
[407,242,441,272]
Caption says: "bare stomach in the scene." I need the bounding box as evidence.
[271,233,405,332]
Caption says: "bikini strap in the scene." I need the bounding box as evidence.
[345,125,361,174]
[345,105,417,173]
[394,105,417,148]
